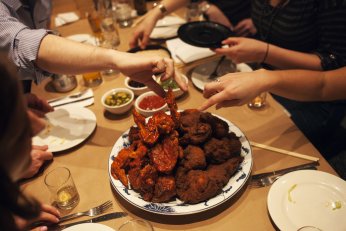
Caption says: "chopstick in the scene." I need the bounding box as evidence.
[250,141,320,162]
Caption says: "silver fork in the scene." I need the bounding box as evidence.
[48,88,89,103]
[250,174,283,188]
[208,56,226,80]
[59,200,113,223]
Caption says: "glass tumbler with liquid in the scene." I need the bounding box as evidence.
[114,0,133,28]
[44,167,80,210]
[248,92,267,109]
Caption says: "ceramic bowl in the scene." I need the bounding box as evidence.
[134,91,168,117]
[124,77,149,96]
[101,88,134,114]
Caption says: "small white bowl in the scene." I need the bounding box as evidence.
[135,91,168,117]
[124,77,149,96]
[101,88,134,114]
[161,74,189,98]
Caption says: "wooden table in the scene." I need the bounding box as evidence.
[23,2,338,230]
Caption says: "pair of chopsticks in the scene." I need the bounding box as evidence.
[250,141,320,162]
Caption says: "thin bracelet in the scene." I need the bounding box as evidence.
[262,43,269,63]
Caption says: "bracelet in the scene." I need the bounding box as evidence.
[158,3,168,15]
[262,43,269,63]
[200,2,211,14]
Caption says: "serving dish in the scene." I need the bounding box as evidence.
[101,88,134,115]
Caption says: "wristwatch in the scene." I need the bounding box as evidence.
[157,3,168,15]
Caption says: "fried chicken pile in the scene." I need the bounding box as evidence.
[111,89,243,204]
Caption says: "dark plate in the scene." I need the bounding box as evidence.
[127,45,171,57]
[178,21,234,48]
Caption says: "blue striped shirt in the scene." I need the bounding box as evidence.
[0,0,52,83]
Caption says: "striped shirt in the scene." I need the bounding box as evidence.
[209,0,251,26]
[252,0,346,70]
[0,0,52,83]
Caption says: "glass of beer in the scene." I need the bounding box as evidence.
[83,72,103,87]
[248,92,267,109]
[44,167,80,210]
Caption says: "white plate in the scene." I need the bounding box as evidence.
[268,170,346,231]
[66,34,97,46]
[150,16,186,39]
[62,223,114,231]
[108,113,252,215]
[191,60,253,91]
[33,107,96,152]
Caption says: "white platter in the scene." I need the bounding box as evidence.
[33,107,96,152]
[191,60,253,91]
[62,223,114,231]
[108,113,252,215]
[268,170,346,231]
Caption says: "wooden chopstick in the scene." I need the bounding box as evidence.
[250,141,320,162]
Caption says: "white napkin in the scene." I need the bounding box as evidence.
[150,16,186,39]
[55,12,79,27]
[49,89,94,108]
[166,38,215,64]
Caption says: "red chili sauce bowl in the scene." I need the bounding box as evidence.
[135,91,168,117]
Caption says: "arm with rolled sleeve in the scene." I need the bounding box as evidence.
[0,5,51,83]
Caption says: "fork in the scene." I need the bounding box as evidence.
[48,88,89,104]
[58,200,113,223]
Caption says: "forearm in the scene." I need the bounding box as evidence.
[265,44,322,71]
[148,0,190,21]
[264,68,346,101]
[36,35,118,74]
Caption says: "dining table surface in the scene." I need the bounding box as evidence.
[22,0,341,230]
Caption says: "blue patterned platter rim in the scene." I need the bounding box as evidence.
[108,114,253,215]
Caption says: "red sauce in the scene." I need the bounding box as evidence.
[139,95,166,110]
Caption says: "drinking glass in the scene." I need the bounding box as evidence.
[118,219,153,231]
[114,0,133,28]
[248,92,267,109]
[44,167,80,210]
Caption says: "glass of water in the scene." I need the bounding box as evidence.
[114,0,133,28]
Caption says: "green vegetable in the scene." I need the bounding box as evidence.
[288,184,297,203]
[332,201,342,210]
[161,79,179,90]
[105,92,131,106]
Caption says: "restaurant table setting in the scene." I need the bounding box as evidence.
[23,1,346,231]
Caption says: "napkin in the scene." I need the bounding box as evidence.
[166,38,215,64]
[150,16,186,39]
[55,12,79,27]
[49,88,94,108]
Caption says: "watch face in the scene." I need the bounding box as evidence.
[178,21,234,48]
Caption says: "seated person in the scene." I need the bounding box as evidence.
[0,54,60,231]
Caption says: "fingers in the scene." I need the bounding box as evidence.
[161,58,174,79]
[36,150,53,161]
[32,145,49,151]
[27,110,46,135]
[199,91,227,111]
[216,99,242,109]
[145,78,166,98]
[139,32,150,49]
[41,204,60,218]
[172,70,188,92]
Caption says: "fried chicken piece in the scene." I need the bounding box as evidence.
[133,109,159,145]
[152,175,176,203]
[181,145,206,170]
[179,109,201,129]
[150,131,183,173]
[180,123,212,146]
[128,167,141,190]
[134,164,158,201]
[200,112,229,139]
[111,147,134,187]
[128,126,140,143]
[203,133,241,163]
[150,111,175,135]
[166,88,180,128]
[176,156,243,204]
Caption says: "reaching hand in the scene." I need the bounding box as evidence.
[129,12,159,49]
[21,145,53,179]
[25,93,54,117]
[14,204,60,231]
[199,70,269,111]
[234,18,257,37]
[214,37,267,64]
[115,53,188,97]
[204,4,233,30]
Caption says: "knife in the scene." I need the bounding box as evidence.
[252,162,319,180]
[48,212,127,231]
[51,96,93,108]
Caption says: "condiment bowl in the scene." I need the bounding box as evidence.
[101,88,134,114]
[124,77,149,96]
[159,74,189,98]
[134,91,168,117]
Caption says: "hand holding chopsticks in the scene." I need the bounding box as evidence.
[250,141,320,162]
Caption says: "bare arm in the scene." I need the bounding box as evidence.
[199,67,346,110]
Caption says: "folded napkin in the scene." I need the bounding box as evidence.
[49,88,94,108]
[150,16,186,39]
[166,38,215,64]
[55,12,79,27]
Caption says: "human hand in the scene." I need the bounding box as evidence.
[129,12,160,49]
[199,70,269,111]
[25,93,54,117]
[115,53,188,97]
[14,204,60,231]
[214,37,267,64]
[204,4,233,30]
[21,145,53,179]
[234,18,257,37]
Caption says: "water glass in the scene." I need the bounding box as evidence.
[118,219,153,231]
[83,72,103,87]
[44,167,80,210]
[114,0,133,28]
[248,92,267,109]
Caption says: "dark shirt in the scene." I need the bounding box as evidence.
[252,0,346,70]
[209,0,251,26]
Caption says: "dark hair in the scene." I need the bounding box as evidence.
[0,53,41,230]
